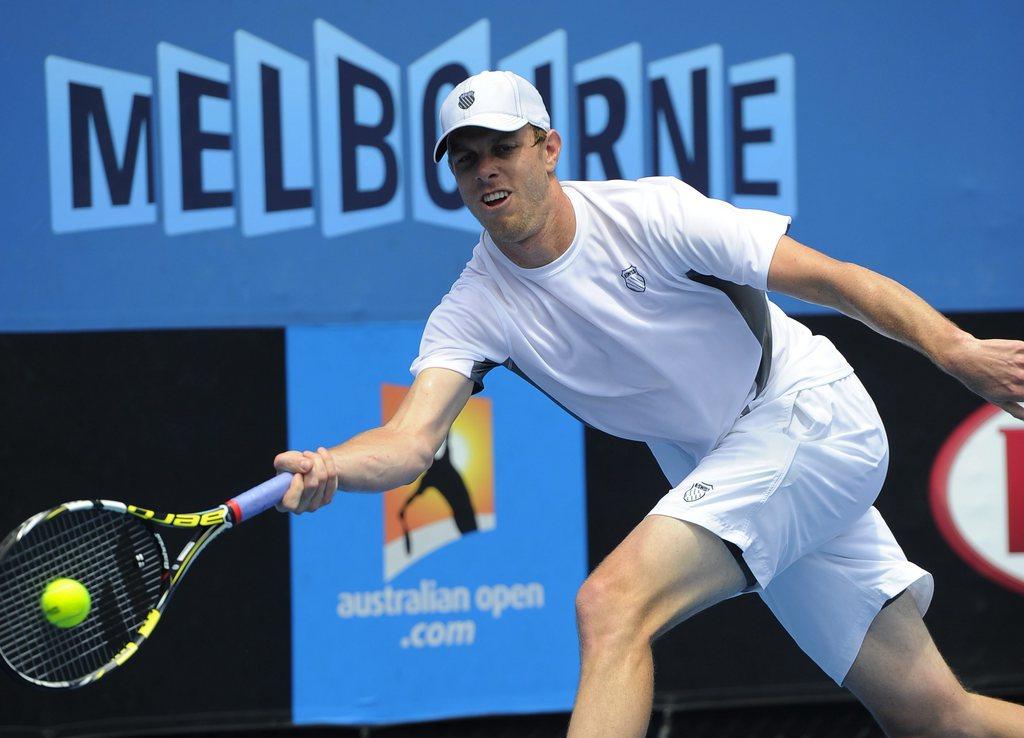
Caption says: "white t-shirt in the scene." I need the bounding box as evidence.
[411,177,853,474]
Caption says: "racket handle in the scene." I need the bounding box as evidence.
[227,473,293,523]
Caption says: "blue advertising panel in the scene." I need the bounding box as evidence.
[44,56,157,233]
[648,45,726,200]
[574,43,644,182]
[499,30,571,181]
[314,21,405,237]
[285,323,587,724]
[729,55,797,217]
[234,31,315,237]
[157,42,236,235]
[4,2,1024,330]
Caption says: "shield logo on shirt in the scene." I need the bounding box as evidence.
[621,265,646,293]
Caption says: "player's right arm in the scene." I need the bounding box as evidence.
[274,367,474,513]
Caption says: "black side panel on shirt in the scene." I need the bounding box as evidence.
[470,358,500,394]
[685,270,773,398]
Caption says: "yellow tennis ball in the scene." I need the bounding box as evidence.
[40,578,91,628]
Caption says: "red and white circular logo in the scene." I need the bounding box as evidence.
[930,404,1024,595]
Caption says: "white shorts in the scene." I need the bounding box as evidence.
[648,373,934,684]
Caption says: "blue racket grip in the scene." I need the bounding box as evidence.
[227,473,293,523]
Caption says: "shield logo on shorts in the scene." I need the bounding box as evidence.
[683,481,713,502]
[621,265,646,292]
[458,91,475,110]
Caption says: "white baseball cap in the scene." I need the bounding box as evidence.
[433,70,551,163]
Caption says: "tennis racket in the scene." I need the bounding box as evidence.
[0,473,292,689]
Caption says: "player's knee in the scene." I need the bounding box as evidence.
[574,573,648,653]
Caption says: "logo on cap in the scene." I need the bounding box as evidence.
[458,91,475,110]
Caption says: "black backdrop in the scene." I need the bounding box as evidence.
[1,310,1022,735]
[0,331,292,735]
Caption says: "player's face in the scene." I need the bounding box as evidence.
[447,125,555,245]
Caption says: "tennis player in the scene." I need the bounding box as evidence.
[276,71,1024,737]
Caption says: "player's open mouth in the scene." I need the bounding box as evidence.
[481,190,510,209]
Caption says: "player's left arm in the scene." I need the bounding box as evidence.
[766,234,1024,419]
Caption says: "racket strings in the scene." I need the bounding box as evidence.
[0,512,131,680]
[0,516,146,606]
[0,508,165,684]
[1,513,164,682]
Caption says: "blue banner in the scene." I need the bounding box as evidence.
[4,2,1023,330]
[285,323,587,723]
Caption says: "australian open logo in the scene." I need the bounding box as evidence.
[458,91,475,109]
[621,265,646,292]
[382,384,495,581]
[683,481,713,502]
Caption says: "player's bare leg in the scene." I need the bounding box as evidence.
[567,515,748,738]
[844,590,1024,737]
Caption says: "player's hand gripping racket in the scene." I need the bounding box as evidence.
[0,473,292,689]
